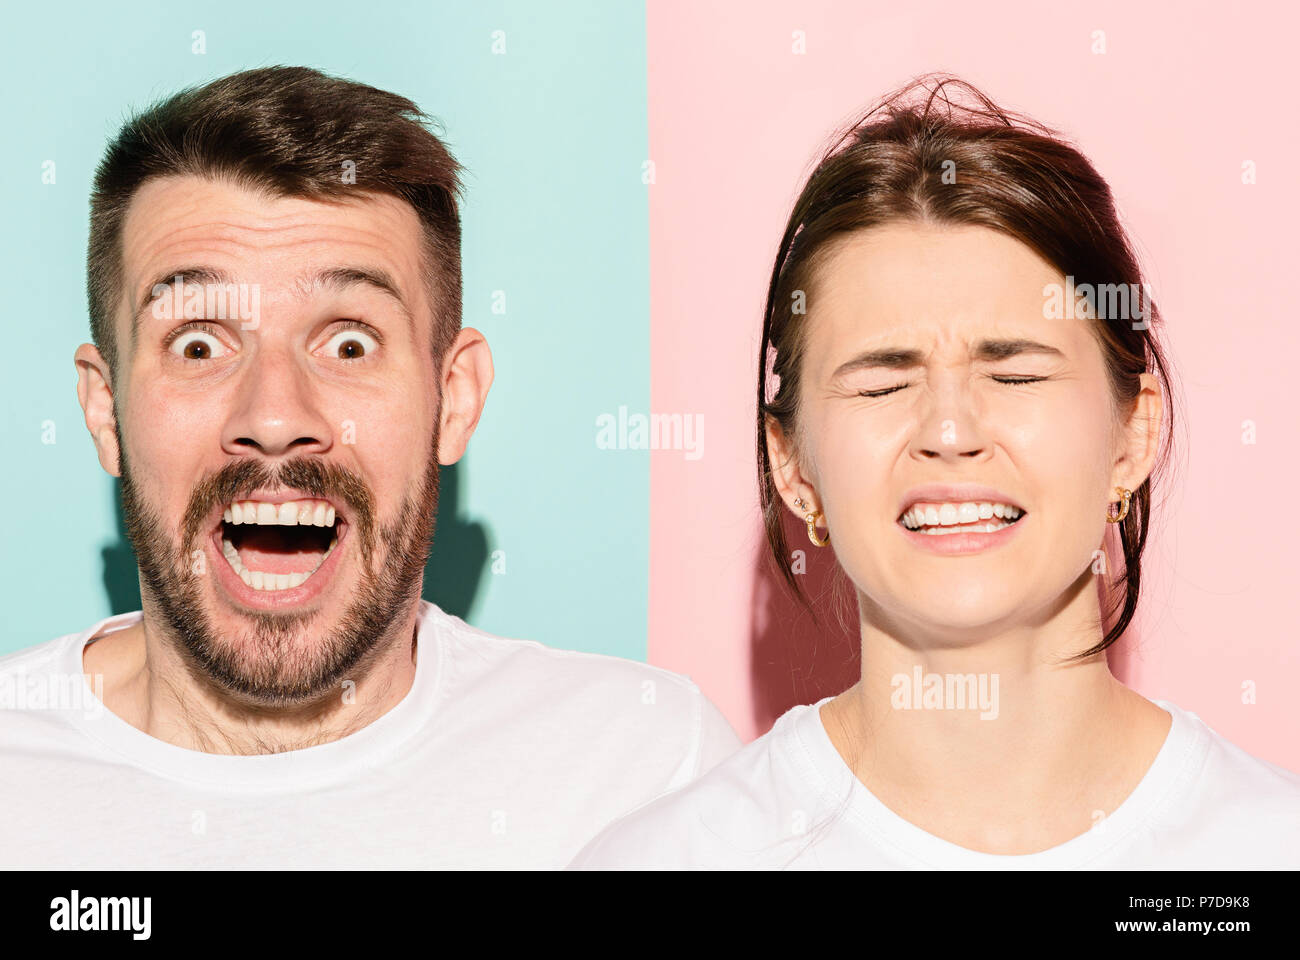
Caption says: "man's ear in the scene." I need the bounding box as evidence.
[765,414,818,515]
[436,327,494,465]
[1111,372,1163,494]
[75,343,121,477]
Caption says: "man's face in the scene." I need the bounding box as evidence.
[106,175,444,705]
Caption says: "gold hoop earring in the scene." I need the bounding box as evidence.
[1106,487,1132,523]
[805,510,830,547]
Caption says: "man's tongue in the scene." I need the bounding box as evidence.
[235,527,327,575]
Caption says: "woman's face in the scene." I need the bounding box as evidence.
[770,222,1160,643]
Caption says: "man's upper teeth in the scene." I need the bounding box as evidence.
[902,501,1022,528]
[222,499,335,526]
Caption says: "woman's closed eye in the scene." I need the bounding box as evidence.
[857,375,1049,398]
[858,384,908,398]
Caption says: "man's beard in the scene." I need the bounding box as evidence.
[117,429,439,707]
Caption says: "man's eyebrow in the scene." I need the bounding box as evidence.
[132,264,415,336]
[302,267,415,335]
[134,266,231,337]
[831,339,1065,377]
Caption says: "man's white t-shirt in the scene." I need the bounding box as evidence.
[0,601,741,867]
[570,696,1300,869]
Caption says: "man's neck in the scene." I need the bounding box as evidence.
[82,605,421,756]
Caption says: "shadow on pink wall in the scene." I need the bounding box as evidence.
[748,510,859,734]
[747,510,1140,735]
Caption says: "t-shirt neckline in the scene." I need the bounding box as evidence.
[59,601,445,791]
[789,694,1209,868]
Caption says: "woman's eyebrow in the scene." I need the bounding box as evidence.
[831,339,1065,377]
[972,338,1065,361]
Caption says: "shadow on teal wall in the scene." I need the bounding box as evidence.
[421,463,490,619]
[100,488,141,617]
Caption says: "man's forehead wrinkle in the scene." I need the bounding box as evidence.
[131,216,401,263]
[128,225,422,303]
[125,182,422,267]
[121,179,434,337]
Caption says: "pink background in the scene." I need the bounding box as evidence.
[645,0,1300,770]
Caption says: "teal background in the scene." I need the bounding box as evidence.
[0,1,649,657]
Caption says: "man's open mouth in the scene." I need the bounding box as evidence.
[215,498,343,591]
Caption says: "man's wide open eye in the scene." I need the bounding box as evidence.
[169,330,228,361]
[322,328,378,360]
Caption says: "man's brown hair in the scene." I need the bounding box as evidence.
[87,65,464,383]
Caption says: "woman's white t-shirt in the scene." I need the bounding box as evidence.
[570,697,1300,868]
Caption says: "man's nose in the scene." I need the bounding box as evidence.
[219,347,333,458]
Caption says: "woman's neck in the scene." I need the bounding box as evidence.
[822,586,1172,855]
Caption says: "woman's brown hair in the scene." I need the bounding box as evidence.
[757,74,1179,659]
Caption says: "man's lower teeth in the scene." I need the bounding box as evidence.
[220,536,337,591]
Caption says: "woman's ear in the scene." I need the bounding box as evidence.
[1111,372,1163,493]
[75,343,121,477]
[765,415,818,515]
